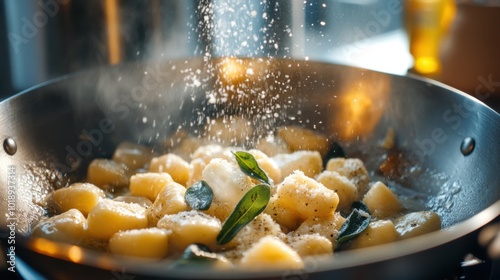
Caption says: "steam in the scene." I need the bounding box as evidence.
[87,1,319,149]
[180,0,306,144]
[195,0,288,58]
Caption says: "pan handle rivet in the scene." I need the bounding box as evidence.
[3,138,17,156]
[460,137,475,156]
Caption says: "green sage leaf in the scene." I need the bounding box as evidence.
[216,184,271,245]
[336,202,371,248]
[351,201,370,215]
[323,142,346,168]
[233,151,271,185]
[172,243,218,267]
[185,180,214,210]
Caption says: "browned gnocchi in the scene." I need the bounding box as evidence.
[32,123,441,270]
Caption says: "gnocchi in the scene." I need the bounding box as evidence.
[157,210,221,251]
[273,150,323,178]
[33,124,442,270]
[363,181,403,219]
[288,234,333,257]
[87,199,148,239]
[112,141,153,170]
[275,171,339,219]
[147,181,189,226]
[87,159,129,190]
[148,153,190,186]
[239,236,304,270]
[394,211,441,240]
[348,220,399,249]
[32,209,87,246]
[51,182,104,216]
[129,172,174,201]
[109,228,170,259]
[316,170,359,212]
[294,212,346,245]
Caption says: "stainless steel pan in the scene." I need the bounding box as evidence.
[1,58,499,279]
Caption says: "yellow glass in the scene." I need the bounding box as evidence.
[405,0,456,76]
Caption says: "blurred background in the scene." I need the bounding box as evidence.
[0,0,499,108]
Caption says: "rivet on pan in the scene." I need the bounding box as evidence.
[3,138,17,156]
[460,137,475,156]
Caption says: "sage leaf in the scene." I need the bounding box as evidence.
[336,201,371,248]
[323,142,346,168]
[216,184,271,245]
[185,181,213,210]
[351,201,370,215]
[172,243,218,267]
[233,151,271,185]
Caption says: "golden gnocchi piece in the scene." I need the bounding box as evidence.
[113,195,153,208]
[171,136,208,161]
[226,214,284,252]
[325,158,370,195]
[264,196,303,231]
[157,210,221,251]
[248,149,282,184]
[147,181,189,226]
[288,234,333,257]
[316,170,358,212]
[363,181,403,219]
[294,212,346,245]
[32,122,444,267]
[52,182,105,216]
[254,136,290,157]
[191,145,236,164]
[276,171,339,219]
[273,150,323,178]
[31,209,87,245]
[109,228,170,259]
[112,142,153,170]
[148,154,190,186]
[191,144,224,163]
[239,236,304,270]
[204,201,234,222]
[129,172,174,201]
[394,211,441,240]
[87,159,129,190]
[87,199,148,240]
[349,220,399,249]
[186,158,206,188]
[277,126,330,158]
[201,158,253,206]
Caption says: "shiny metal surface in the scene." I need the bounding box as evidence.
[1,58,499,279]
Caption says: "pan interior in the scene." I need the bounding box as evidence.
[1,58,499,277]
